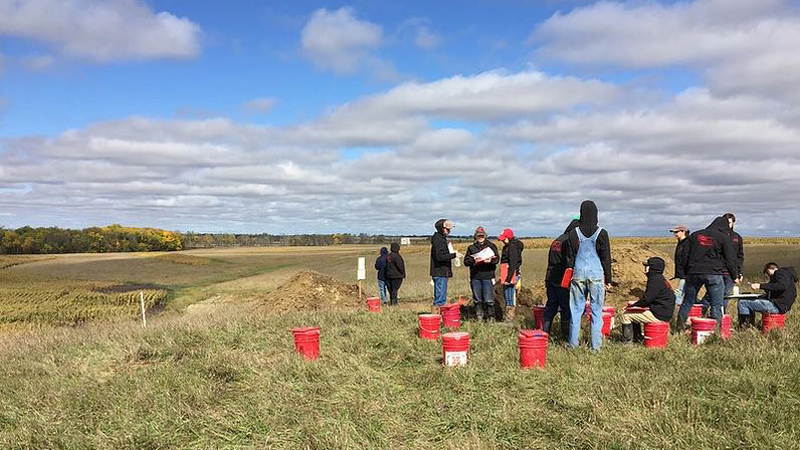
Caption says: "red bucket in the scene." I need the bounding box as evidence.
[691,318,716,345]
[291,326,321,360]
[518,329,548,369]
[442,332,470,367]
[366,296,381,312]
[533,306,546,329]
[601,312,614,337]
[721,314,732,339]
[762,313,786,333]
[689,304,703,319]
[440,304,462,329]
[643,321,669,348]
[418,314,441,340]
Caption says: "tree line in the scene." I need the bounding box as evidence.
[0,225,182,254]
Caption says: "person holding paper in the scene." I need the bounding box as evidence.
[430,219,458,314]
[543,218,580,340]
[464,227,499,322]
[620,257,675,344]
[385,243,406,306]
[739,263,797,328]
[499,228,524,322]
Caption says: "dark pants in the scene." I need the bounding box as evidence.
[470,278,494,307]
[386,278,403,305]
[545,283,571,339]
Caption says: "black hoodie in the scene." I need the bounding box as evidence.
[386,243,406,279]
[500,237,524,283]
[464,239,499,280]
[565,201,613,284]
[631,257,675,321]
[728,229,744,278]
[430,219,456,277]
[375,247,388,281]
[545,219,580,286]
[762,267,797,314]
[674,237,690,279]
[683,217,737,277]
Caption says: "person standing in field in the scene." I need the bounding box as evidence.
[701,213,742,314]
[620,257,675,344]
[543,218,580,340]
[374,247,389,305]
[670,225,690,309]
[740,263,797,328]
[385,243,406,306]
[464,227,498,322]
[564,200,612,351]
[675,216,737,331]
[430,219,458,314]
[498,228,524,322]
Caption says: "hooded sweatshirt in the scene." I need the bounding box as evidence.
[464,239,499,280]
[728,229,744,278]
[631,257,676,321]
[762,267,797,314]
[673,237,690,279]
[500,237,524,284]
[375,247,388,281]
[565,201,613,284]
[683,217,737,277]
[386,243,406,279]
[545,219,581,286]
[430,219,456,277]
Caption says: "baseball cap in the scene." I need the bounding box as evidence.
[669,225,688,232]
[474,226,487,237]
[498,228,514,241]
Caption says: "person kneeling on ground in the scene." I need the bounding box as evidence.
[621,257,675,344]
[385,243,406,306]
[739,263,797,328]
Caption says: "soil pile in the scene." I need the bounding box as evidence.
[261,270,361,313]
[607,243,674,306]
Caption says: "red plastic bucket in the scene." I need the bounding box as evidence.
[689,304,703,319]
[643,321,669,348]
[601,312,614,337]
[418,314,441,340]
[442,332,470,366]
[366,296,381,312]
[762,313,786,333]
[721,314,732,339]
[440,304,462,329]
[291,326,321,360]
[533,306,546,329]
[518,329,548,369]
[691,318,716,345]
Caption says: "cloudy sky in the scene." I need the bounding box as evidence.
[1,0,799,236]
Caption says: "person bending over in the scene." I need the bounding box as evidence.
[740,263,797,328]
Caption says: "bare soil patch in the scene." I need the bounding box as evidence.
[260,270,361,313]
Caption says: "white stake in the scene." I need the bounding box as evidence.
[140,291,147,328]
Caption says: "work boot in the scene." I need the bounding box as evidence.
[431,305,441,315]
[632,323,645,341]
[621,323,633,344]
[738,314,750,330]
[505,306,516,322]
[475,304,484,322]
[485,304,495,322]
[542,320,552,335]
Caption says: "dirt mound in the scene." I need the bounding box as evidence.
[261,270,360,313]
[608,243,674,306]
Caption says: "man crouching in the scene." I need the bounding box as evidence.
[621,257,676,343]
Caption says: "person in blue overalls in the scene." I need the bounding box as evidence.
[563,200,613,351]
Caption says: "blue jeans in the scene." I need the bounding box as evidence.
[503,284,516,307]
[377,279,388,305]
[674,279,685,306]
[568,277,605,350]
[679,274,724,328]
[433,276,448,306]
[470,279,494,307]
[544,283,571,324]
[738,299,779,316]
[701,275,734,314]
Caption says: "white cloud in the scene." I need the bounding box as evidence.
[241,97,276,115]
[300,7,383,75]
[414,26,441,50]
[0,0,201,62]
[20,54,55,71]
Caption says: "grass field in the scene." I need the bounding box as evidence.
[0,240,799,448]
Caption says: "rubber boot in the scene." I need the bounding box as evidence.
[484,304,495,322]
[632,323,644,344]
[542,320,552,335]
[621,323,633,344]
[475,304,484,322]
[738,314,749,330]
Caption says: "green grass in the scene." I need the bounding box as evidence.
[0,304,798,449]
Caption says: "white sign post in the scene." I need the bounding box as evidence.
[139,291,147,328]
[357,257,366,301]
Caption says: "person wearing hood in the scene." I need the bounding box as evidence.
[739,263,797,328]
[620,257,676,344]
[543,217,580,340]
[499,228,524,321]
[464,227,499,321]
[670,225,691,308]
[374,247,389,305]
[563,200,612,351]
[675,216,738,331]
[385,243,406,306]
[430,219,458,313]
[700,212,742,314]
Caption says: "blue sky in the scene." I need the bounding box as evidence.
[2,0,800,236]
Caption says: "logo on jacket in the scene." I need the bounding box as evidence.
[732,237,740,243]
[550,240,562,253]
[697,234,714,247]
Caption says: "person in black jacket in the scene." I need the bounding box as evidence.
[464,227,498,322]
[499,228,524,321]
[739,263,797,327]
[375,247,388,305]
[701,212,743,314]
[676,216,738,331]
[670,225,690,308]
[620,257,676,344]
[385,243,406,306]
[430,219,457,313]
[543,218,580,339]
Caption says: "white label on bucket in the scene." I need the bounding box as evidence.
[696,330,713,345]
[445,351,467,367]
